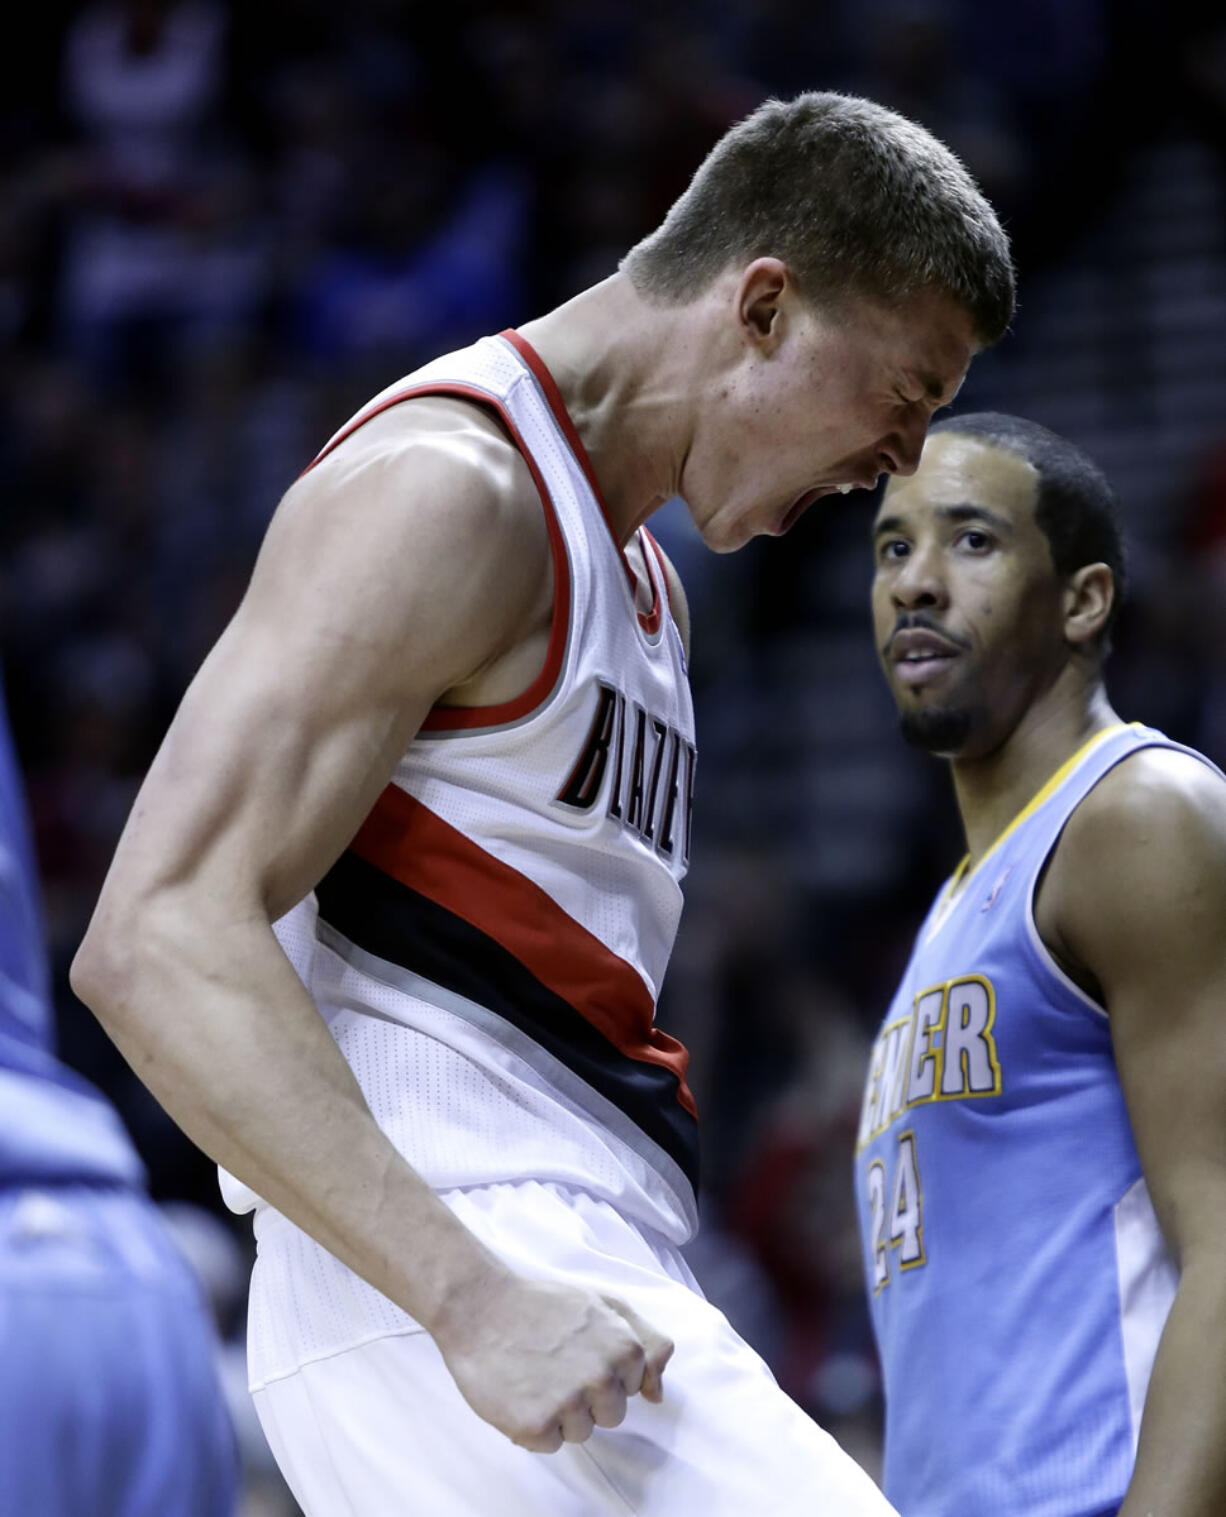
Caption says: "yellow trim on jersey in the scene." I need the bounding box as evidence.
[939,722,1142,911]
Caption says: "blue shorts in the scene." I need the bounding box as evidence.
[0,1184,238,1516]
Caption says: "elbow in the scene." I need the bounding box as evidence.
[70,883,164,1035]
[72,880,237,1036]
[70,916,134,1028]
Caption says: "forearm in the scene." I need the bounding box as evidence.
[72,897,508,1332]
[1120,1256,1226,1517]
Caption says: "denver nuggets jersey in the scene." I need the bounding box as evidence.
[221,332,698,1304]
[0,672,143,1189]
[854,723,1209,1517]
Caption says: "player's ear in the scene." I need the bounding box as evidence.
[1063,563,1114,649]
[735,258,790,350]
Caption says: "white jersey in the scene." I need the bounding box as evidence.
[221,331,699,1247]
[252,1180,899,1516]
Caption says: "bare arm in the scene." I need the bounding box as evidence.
[1044,748,1226,1516]
[71,401,670,1450]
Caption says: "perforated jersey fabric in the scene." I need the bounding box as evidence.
[222,333,701,1381]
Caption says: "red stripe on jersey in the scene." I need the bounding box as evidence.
[634,528,664,637]
[500,329,661,636]
[641,527,673,623]
[299,380,571,733]
[350,782,697,1117]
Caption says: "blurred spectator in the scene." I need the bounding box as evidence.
[291,156,529,367]
[57,1,269,400]
[722,993,885,1477]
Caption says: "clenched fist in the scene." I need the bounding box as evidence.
[434,1272,674,1453]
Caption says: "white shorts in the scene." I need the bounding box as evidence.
[249,1181,896,1516]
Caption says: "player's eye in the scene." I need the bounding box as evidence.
[956,528,993,552]
[878,538,910,562]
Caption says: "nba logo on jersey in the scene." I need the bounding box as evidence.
[981,864,1012,911]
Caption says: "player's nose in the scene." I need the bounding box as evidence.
[879,410,929,479]
[892,540,948,608]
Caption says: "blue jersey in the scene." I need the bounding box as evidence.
[0,672,239,1511]
[0,672,142,1187]
[854,723,1203,1517]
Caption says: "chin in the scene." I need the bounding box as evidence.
[898,703,976,756]
[697,516,751,554]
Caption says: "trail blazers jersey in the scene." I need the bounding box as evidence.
[221,331,699,1265]
[854,724,1218,1517]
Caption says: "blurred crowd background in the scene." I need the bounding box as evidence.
[2,1,1224,1509]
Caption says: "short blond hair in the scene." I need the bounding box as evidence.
[621,92,1014,345]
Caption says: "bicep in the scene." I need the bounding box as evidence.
[1109,935,1226,1263]
[1062,759,1226,1260]
[102,439,547,925]
[119,606,426,925]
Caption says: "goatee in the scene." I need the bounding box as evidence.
[899,704,975,756]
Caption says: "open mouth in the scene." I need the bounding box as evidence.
[894,651,958,686]
[777,490,821,534]
[771,477,875,536]
[774,483,853,535]
[889,629,963,686]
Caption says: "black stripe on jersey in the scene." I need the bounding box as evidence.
[314,851,700,1193]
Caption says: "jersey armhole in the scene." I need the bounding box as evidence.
[641,529,679,643]
[300,380,572,735]
[1023,734,1226,1021]
[1024,826,1110,1020]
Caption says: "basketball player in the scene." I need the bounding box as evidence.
[0,670,238,1515]
[858,414,1226,1515]
[72,94,1012,1514]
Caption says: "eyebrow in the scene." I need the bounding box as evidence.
[913,369,969,409]
[872,502,1016,539]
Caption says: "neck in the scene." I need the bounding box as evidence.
[516,274,709,545]
[949,668,1119,872]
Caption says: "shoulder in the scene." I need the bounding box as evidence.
[644,536,691,661]
[263,392,552,634]
[238,392,555,701]
[1063,744,1226,874]
[290,393,546,552]
[1047,743,1226,987]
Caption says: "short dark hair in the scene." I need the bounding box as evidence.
[621,92,1015,346]
[931,411,1126,646]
